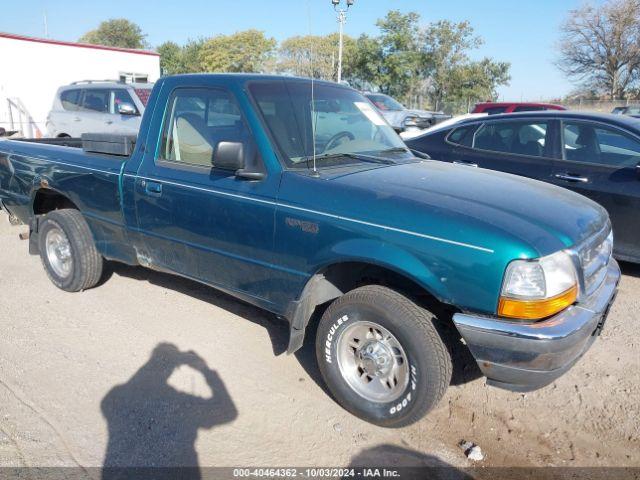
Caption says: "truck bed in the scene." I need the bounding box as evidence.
[0,136,131,241]
[10,132,137,156]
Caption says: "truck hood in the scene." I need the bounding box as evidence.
[321,161,609,256]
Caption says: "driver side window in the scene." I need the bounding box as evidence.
[159,88,247,168]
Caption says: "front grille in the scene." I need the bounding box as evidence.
[577,227,613,296]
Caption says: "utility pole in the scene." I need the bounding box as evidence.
[332,0,354,84]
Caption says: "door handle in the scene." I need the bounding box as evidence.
[105,120,113,125]
[453,160,478,168]
[555,173,589,183]
[142,180,162,196]
[73,117,81,122]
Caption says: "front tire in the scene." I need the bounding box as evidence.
[38,209,103,292]
[316,285,452,428]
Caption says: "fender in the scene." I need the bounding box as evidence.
[316,238,450,301]
[285,238,451,353]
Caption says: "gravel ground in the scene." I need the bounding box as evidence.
[0,211,637,473]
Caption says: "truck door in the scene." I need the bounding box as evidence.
[132,85,280,303]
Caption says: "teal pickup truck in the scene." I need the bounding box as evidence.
[0,74,620,427]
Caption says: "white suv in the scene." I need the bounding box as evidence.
[46,81,153,138]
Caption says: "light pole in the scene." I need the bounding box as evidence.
[332,0,354,84]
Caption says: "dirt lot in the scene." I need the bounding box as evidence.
[0,210,637,473]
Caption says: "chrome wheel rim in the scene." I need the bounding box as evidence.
[45,225,73,278]
[336,320,409,403]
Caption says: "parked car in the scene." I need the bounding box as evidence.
[472,102,566,115]
[611,105,640,116]
[46,80,154,138]
[399,113,488,140]
[0,75,619,427]
[406,111,640,263]
[364,92,450,132]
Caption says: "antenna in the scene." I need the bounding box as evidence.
[307,0,319,176]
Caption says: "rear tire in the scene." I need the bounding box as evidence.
[316,285,452,428]
[38,209,103,292]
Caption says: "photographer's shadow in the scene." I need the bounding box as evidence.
[101,343,237,480]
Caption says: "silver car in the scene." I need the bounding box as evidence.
[365,92,450,133]
[46,81,153,138]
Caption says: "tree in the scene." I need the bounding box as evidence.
[157,41,182,75]
[79,18,147,49]
[345,34,383,91]
[157,39,207,75]
[200,30,276,73]
[446,59,511,108]
[278,33,355,80]
[558,0,640,99]
[347,11,429,102]
[345,11,510,111]
[375,11,429,101]
[423,20,510,109]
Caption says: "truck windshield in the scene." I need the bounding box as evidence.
[249,80,406,168]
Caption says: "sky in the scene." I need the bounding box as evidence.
[0,0,605,100]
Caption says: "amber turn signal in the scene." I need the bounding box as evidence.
[498,285,578,320]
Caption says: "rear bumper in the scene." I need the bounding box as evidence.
[453,259,620,392]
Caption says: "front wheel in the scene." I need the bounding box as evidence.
[38,209,103,292]
[316,285,452,428]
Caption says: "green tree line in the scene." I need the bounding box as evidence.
[79,13,511,112]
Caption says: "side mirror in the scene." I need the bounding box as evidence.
[214,142,245,171]
[214,141,265,180]
[118,103,138,116]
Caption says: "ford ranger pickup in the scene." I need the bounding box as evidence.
[0,74,620,427]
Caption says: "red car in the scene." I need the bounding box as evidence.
[472,102,566,115]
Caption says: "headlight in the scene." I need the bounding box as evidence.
[498,250,578,320]
[403,116,419,127]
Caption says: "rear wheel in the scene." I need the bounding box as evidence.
[316,285,452,428]
[38,209,103,292]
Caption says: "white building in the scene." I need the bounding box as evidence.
[0,32,160,137]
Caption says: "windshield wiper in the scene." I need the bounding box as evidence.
[376,146,430,159]
[306,152,396,166]
[409,149,431,159]
[377,147,410,154]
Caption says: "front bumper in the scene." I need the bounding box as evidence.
[453,259,620,392]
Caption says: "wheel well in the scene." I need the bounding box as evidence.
[33,189,78,216]
[319,261,444,312]
[57,133,71,138]
[286,261,452,353]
